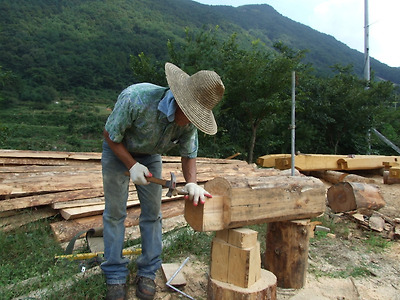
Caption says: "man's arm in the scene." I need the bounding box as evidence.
[181,157,197,183]
[103,129,151,184]
[103,129,136,169]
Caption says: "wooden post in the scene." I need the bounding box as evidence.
[208,228,277,300]
[264,220,311,289]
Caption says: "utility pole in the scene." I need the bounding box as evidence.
[365,0,371,153]
[364,0,370,83]
[291,71,296,176]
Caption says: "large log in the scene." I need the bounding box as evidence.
[327,182,385,213]
[185,175,326,232]
[264,220,312,289]
[309,170,376,184]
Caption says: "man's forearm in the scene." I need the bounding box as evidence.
[103,129,136,169]
[181,157,197,183]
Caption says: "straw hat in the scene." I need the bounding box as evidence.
[165,62,225,135]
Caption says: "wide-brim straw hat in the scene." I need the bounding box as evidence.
[165,62,225,135]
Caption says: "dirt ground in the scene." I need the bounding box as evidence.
[127,173,400,300]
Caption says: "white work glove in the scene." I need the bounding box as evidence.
[129,162,151,185]
[183,183,212,206]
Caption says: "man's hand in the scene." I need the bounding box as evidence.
[129,162,152,185]
[183,183,212,206]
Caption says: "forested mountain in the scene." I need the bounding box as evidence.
[0,0,399,101]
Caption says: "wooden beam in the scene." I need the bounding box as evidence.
[273,154,400,171]
[185,175,326,231]
[256,154,291,168]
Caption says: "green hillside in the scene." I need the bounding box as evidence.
[0,0,399,160]
[0,0,399,98]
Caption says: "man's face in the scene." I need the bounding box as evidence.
[175,105,190,127]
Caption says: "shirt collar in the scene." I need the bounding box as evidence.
[158,89,177,122]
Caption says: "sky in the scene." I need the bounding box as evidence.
[193,0,400,68]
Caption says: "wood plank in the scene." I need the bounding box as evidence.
[59,195,184,220]
[0,207,56,232]
[0,173,103,197]
[50,199,185,242]
[0,149,101,160]
[53,186,185,210]
[0,164,101,174]
[161,263,187,287]
[52,197,105,210]
[60,200,139,220]
[0,188,104,212]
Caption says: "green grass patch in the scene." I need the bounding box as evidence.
[364,233,392,253]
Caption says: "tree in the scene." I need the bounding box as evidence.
[130,52,167,86]
[295,65,395,154]
[221,39,306,162]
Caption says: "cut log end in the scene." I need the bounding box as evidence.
[327,182,385,213]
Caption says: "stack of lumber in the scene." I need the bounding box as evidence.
[0,149,286,243]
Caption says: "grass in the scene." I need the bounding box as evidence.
[0,219,215,300]
[0,214,391,300]
[308,214,394,279]
[0,211,394,299]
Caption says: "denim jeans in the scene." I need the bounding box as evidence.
[101,141,163,284]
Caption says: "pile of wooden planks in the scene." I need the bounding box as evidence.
[0,149,284,243]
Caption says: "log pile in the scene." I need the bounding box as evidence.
[0,149,290,243]
[257,154,400,240]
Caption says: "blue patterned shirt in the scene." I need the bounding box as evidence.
[105,83,198,158]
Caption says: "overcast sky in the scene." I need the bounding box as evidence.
[193,0,400,68]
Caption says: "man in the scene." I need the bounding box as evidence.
[101,62,225,300]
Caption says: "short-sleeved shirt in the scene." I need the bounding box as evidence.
[105,83,198,158]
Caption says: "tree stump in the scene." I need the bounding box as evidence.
[264,220,311,289]
[207,269,277,300]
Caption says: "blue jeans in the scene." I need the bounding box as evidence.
[101,141,163,284]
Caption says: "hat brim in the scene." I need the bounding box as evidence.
[165,63,217,135]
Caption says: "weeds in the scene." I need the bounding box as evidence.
[1,212,394,299]
[308,215,393,280]
[364,233,391,253]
